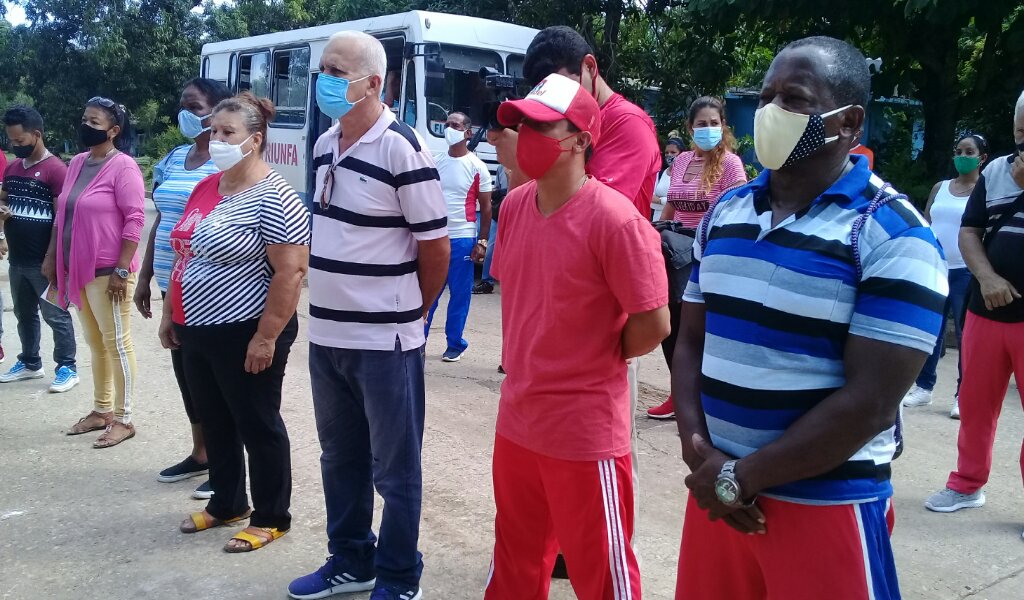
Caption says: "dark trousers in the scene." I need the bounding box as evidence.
[661,301,682,370]
[9,262,76,370]
[177,316,297,530]
[310,339,426,588]
[916,267,972,393]
[160,292,198,424]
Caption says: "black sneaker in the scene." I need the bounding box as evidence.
[472,281,494,295]
[157,456,209,483]
[192,480,213,500]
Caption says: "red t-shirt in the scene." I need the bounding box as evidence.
[491,177,668,461]
[587,93,662,220]
[169,173,225,325]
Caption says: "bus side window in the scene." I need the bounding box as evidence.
[238,51,271,98]
[273,47,310,126]
[403,59,416,127]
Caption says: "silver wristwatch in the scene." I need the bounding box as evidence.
[714,459,744,507]
[114,267,130,279]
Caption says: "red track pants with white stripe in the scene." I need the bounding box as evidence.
[485,435,640,600]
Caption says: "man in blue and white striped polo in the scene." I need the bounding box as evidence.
[671,37,948,600]
[289,31,449,600]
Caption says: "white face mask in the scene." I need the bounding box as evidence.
[209,134,254,171]
[445,126,467,147]
[753,103,851,170]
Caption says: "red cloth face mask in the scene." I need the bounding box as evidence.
[516,124,577,180]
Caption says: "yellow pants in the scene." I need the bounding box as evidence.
[77,274,137,424]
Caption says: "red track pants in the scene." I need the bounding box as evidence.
[947,312,1024,493]
[485,435,640,600]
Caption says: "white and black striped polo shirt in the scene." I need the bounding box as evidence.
[309,108,448,351]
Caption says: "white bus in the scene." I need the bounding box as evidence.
[200,11,538,205]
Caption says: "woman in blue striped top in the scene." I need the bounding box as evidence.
[134,78,231,497]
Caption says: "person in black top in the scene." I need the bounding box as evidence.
[925,89,1024,518]
[0,106,78,392]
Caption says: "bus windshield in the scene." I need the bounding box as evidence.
[426,44,502,138]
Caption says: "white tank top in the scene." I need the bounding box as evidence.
[929,180,970,270]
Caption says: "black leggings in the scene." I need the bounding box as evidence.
[161,292,199,425]
[661,301,682,371]
[177,316,298,530]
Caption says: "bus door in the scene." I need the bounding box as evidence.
[306,71,334,209]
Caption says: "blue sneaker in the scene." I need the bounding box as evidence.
[288,556,376,599]
[370,587,422,600]
[49,366,79,393]
[441,347,466,362]
[0,361,45,383]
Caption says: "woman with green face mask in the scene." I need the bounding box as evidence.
[902,133,989,419]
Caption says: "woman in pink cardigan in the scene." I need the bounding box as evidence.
[43,97,145,448]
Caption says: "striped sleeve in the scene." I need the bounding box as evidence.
[259,177,311,246]
[849,209,948,353]
[682,195,713,304]
[397,149,448,241]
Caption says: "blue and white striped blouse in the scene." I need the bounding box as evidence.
[152,145,219,291]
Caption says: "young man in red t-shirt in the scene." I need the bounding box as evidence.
[523,26,662,220]
[484,73,669,600]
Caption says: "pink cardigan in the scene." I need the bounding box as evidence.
[55,152,145,308]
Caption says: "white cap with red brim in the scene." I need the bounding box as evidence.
[497,73,601,146]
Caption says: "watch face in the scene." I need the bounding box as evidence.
[715,478,740,505]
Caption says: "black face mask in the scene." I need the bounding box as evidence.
[79,123,111,148]
[12,142,35,159]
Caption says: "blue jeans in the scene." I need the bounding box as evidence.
[481,219,498,283]
[8,262,76,371]
[425,236,475,353]
[309,340,426,588]
[916,267,971,391]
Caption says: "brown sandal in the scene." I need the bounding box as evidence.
[67,411,113,436]
[93,422,135,449]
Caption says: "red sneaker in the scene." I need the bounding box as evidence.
[647,397,675,419]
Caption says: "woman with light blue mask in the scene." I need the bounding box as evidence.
[648,96,747,421]
[134,77,231,498]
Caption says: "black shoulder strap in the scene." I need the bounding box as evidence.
[983,189,1024,248]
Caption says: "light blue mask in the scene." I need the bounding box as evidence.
[693,126,723,151]
[178,109,210,139]
[317,73,370,120]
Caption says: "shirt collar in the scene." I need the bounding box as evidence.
[749,153,873,205]
[327,104,396,155]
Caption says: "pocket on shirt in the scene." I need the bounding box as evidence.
[761,265,842,324]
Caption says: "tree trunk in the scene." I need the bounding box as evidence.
[916,29,960,182]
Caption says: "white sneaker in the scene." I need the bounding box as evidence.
[0,361,45,383]
[902,385,933,407]
[950,397,960,420]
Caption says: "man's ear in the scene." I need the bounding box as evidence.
[839,105,865,142]
[576,131,593,154]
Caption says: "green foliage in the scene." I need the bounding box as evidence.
[874,108,934,209]
[142,126,188,162]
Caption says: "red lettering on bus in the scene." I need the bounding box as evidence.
[266,142,299,166]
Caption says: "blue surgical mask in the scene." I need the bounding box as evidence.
[317,73,370,120]
[178,109,210,139]
[693,126,723,151]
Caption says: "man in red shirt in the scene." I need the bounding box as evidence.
[523,26,662,220]
[484,73,669,599]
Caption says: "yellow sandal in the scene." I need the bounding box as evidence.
[180,509,252,534]
[224,526,287,553]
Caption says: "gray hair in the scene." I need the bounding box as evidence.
[327,30,387,80]
[1016,89,1024,121]
[213,92,276,152]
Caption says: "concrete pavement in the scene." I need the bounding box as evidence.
[1,207,1023,599]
